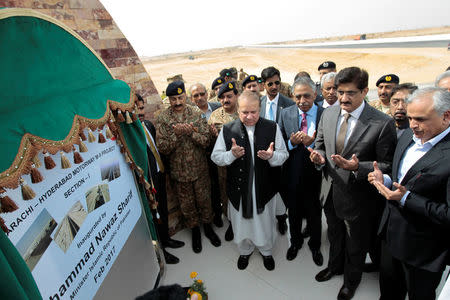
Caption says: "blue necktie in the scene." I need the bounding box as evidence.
[268,101,274,121]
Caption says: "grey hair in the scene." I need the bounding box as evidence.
[406,87,450,116]
[189,83,207,94]
[321,72,337,86]
[291,76,316,94]
[435,71,450,87]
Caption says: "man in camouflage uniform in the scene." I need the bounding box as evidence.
[208,82,239,241]
[369,74,399,115]
[156,81,221,253]
[208,76,225,103]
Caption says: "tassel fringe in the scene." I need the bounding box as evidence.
[105,126,113,139]
[20,178,36,200]
[32,154,42,168]
[79,130,87,141]
[0,217,10,233]
[117,109,125,123]
[79,138,88,152]
[44,152,56,169]
[31,165,44,183]
[98,132,106,143]
[88,129,96,143]
[60,151,71,169]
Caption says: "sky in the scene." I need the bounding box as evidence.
[100,0,450,57]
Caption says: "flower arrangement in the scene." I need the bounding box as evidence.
[188,271,208,300]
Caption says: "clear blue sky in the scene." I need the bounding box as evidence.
[101,0,450,57]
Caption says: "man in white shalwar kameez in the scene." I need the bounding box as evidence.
[211,91,288,271]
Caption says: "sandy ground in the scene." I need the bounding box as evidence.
[142,27,450,95]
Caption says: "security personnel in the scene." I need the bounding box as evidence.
[209,77,225,103]
[369,74,400,114]
[242,75,260,97]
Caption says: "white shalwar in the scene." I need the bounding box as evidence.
[211,124,288,256]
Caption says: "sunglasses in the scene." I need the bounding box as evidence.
[266,81,281,87]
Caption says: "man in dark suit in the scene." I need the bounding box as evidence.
[260,66,295,234]
[278,77,324,265]
[137,94,185,264]
[309,67,397,300]
[368,87,450,300]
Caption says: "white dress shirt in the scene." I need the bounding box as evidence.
[265,93,279,121]
[335,101,365,150]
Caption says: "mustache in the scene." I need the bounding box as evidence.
[380,93,389,97]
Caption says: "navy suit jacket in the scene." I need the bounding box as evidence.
[260,93,295,123]
[378,128,450,272]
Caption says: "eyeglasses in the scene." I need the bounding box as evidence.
[266,81,281,87]
[192,92,206,98]
[294,93,313,100]
[337,90,361,97]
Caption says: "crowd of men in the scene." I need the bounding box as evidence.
[137,63,450,300]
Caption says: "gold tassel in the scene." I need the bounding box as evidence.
[98,131,106,143]
[144,179,151,190]
[79,130,87,141]
[30,164,44,183]
[110,112,116,122]
[116,109,125,123]
[32,154,42,168]
[131,110,138,122]
[60,151,71,169]
[88,128,96,143]
[20,178,35,200]
[44,151,56,169]
[0,188,18,213]
[0,217,10,234]
[105,126,113,139]
[73,146,83,164]
[79,138,88,153]
[125,111,133,124]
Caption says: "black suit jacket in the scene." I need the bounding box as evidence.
[279,104,324,185]
[314,104,397,219]
[379,128,450,272]
[260,93,295,123]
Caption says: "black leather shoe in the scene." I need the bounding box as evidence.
[311,249,324,266]
[363,262,379,273]
[163,249,180,264]
[204,223,221,247]
[225,223,234,241]
[276,214,287,235]
[262,255,275,271]
[192,226,202,253]
[286,245,300,261]
[213,214,223,228]
[315,267,343,282]
[162,237,185,249]
[237,253,252,270]
[302,225,311,238]
[337,285,356,300]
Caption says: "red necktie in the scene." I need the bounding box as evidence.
[300,113,307,133]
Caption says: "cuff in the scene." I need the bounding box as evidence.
[288,140,297,150]
[400,190,410,207]
[383,175,393,189]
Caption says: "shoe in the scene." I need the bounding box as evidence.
[286,245,300,261]
[237,253,252,270]
[302,226,310,238]
[363,262,379,273]
[262,255,275,271]
[225,223,234,241]
[204,223,221,247]
[315,267,343,282]
[163,249,180,264]
[162,237,185,249]
[311,249,324,266]
[337,285,356,300]
[213,214,224,228]
[276,214,287,235]
[192,226,202,253]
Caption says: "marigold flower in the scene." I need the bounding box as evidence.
[190,271,198,278]
[191,291,202,300]
[197,279,202,284]
[188,289,193,295]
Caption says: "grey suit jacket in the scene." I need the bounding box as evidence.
[260,93,295,123]
[314,103,397,219]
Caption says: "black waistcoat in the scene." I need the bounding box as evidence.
[222,118,280,218]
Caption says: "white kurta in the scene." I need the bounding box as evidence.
[211,123,288,255]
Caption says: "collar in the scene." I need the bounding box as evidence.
[267,93,279,105]
[341,100,365,119]
[207,103,213,112]
[412,125,450,147]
